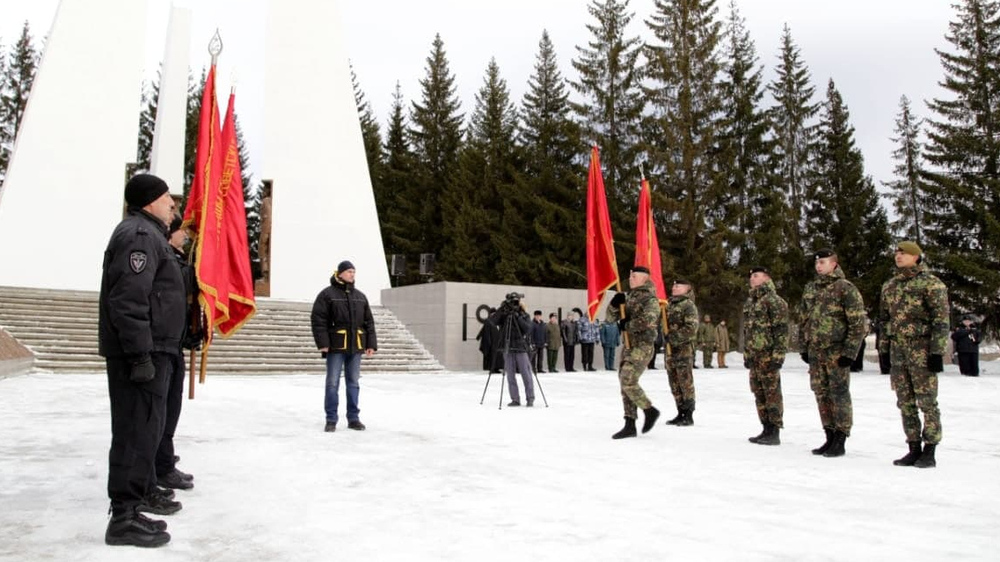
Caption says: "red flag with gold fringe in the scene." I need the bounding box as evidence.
[635,177,667,304]
[585,146,620,321]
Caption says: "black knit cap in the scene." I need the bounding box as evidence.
[124,174,169,208]
[168,214,183,235]
[337,260,356,274]
[749,266,769,276]
[534,310,543,316]
[631,265,651,274]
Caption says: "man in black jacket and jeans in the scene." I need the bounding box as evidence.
[311,260,377,432]
[99,174,186,548]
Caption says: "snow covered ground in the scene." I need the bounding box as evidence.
[1,356,998,561]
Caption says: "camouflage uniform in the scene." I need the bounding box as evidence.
[878,264,949,445]
[696,320,717,367]
[606,280,661,419]
[742,279,789,428]
[666,294,699,412]
[798,265,866,436]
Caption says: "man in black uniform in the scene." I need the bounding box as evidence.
[99,174,186,548]
[152,216,200,492]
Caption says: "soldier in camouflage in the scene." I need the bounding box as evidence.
[742,266,789,446]
[666,280,699,426]
[697,314,717,368]
[878,241,949,469]
[798,249,867,458]
[606,266,661,439]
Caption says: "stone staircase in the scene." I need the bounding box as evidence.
[0,286,444,374]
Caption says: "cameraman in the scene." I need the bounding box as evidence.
[489,293,536,407]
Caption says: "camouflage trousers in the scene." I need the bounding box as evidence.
[890,348,942,444]
[809,352,852,435]
[749,357,783,427]
[667,344,696,411]
[619,341,655,418]
[701,346,714,367]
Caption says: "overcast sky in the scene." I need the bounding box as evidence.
[0,0,955,192]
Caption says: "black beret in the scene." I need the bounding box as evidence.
[673,279,692,286]
[124,174,169,208]
[749,266,769,276]
[631,265,651,274]
[814,248,836,260]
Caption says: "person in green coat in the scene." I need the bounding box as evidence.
[696,314,717,368]
[545,313,562,373]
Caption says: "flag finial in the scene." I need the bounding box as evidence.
[208,29,223,65]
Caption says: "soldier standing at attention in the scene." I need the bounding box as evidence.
[666,280,699,426]
[697,314,717,368]
[742,267,789,446]
[798,249,867,458]
[606,266,661,439]
[878,241,949,468]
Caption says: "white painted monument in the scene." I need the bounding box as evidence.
[149,6,192,197]
[0,0,390,305]
[0,0,147,291]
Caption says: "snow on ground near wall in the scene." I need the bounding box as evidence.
[1,356,998,561]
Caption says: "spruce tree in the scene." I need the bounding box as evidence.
[233,115,259,279]
[644,0,728,312]
[807,80,892,308]
[571,0,646,253]
[522,30,587,287]
[136,73,161,172]
[351,64,384,189]
[409,34,464,273]
[883,95,930,245]
[0,22,38,183]
[924,0,1000,331]
[767,25,818,254]
[717,1,788,308]
[0,39,8,183]
[382,82,422,284]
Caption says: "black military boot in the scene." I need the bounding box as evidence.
[666,409,684,425]
[756,424,780,446]
[749,425,767,444]
[677,405,694,426]
[138,491,182,516]
[913,443,936,468]
[612,417,638,439]
[641,406,660,433]
[158,469,194,490]
[822,430,846,457]
[105,508,171,548]
[893,442,922,466]
[811,427,834,455]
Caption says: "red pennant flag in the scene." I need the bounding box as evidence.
[216,91,257,335]
[586,146,620,321]
[635,178,667,304]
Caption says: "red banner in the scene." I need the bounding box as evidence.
[216,92,257,335]
[586,146,620,321]
[635,178,667,304]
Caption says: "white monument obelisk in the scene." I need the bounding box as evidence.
[150,5,192,197]
[0,0,147,291]
[262,0,391,304]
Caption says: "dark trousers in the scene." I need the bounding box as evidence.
[532,347,546,372]
[107,353,171,514]
[581,343,595,369]
[958,352,979,376]
[564,344,576,371]
[155,353,185,477]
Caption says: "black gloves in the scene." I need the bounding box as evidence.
[800,352,809,365]
[129,354,155,383]
[927,354,944,373]
[879,354,891,375]
[771,357,785,370]
[610,292,627,308]
[618,318,629,333]
[836,356,853,368]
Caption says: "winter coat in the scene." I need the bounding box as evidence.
[489,306,533,354]
[798,265,867,359]
[952,325,981,354]
[877,263,949,361]
[715,323,730,353]
[605,280,661,347]
[599,321,620,348]
[697,321,717,350]
[666,294,699,349]
[742,279,789,361]
[545,322,562,350]
[310,274,377,354]
[577,317,600,344]
[561,318,578,346]
[99,209,186,359]
[531,319,548,348]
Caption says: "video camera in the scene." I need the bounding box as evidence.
[498,292,525,315]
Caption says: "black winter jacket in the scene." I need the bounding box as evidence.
[488,306,533,354]
[951,325,981,353]
[310,275,377,354]
[99,209,186,358]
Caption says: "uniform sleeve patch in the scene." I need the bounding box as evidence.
[129,251,148,273]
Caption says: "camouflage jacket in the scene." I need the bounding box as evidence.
[606,280,661,346]
[877,264,949,356]
[798,265,866,358]
[742,279,789,359]
[696,322,717,347]
[666,294,699,348]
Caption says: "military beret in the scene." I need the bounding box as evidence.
[124,174,169,208]
[814,248,836,260]
[631,265,650,274]
[673,279,692,286]
[895,241,922,256]
[749,266,770,276]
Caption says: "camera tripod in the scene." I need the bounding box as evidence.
[478,309,549,410]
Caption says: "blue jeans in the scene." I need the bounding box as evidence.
[325,353,361,424]
[603,345,617,370]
